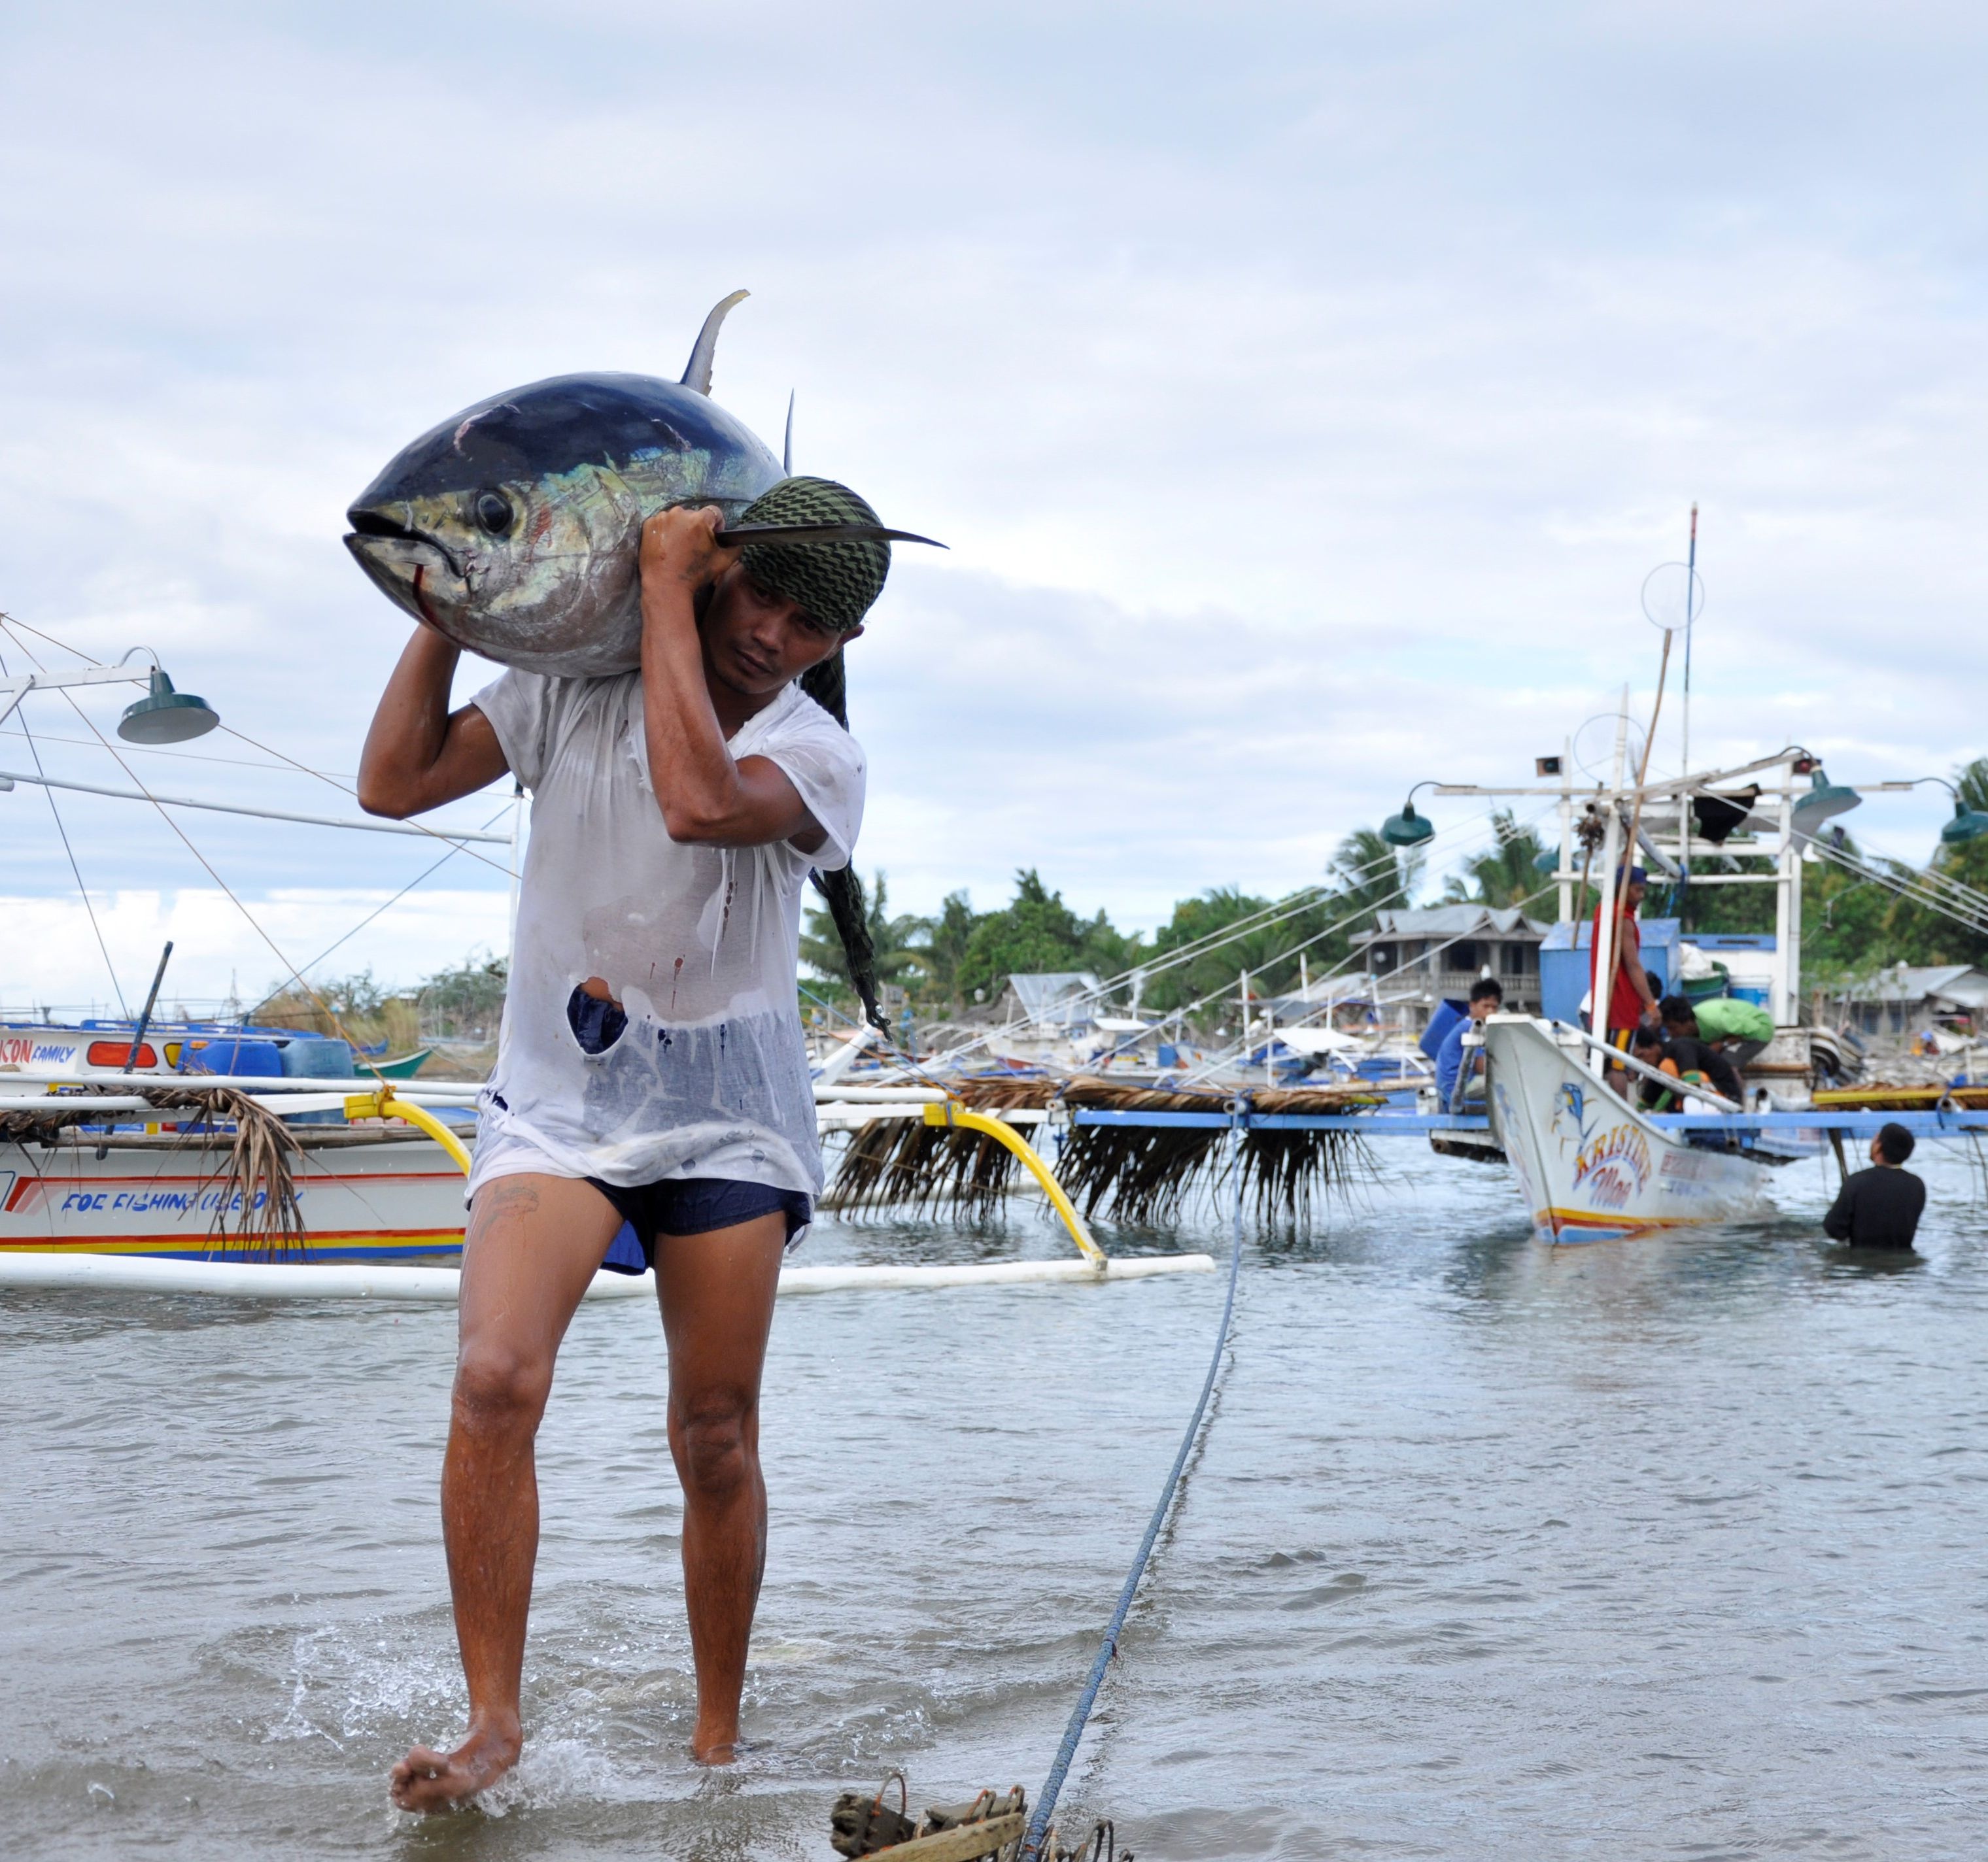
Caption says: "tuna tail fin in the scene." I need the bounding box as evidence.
[680,290,749,395]
[783,390,795,474]
[800,647,887,1034]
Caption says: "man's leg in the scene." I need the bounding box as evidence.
[654,1215,786,1763]
[390,1174,623,1812]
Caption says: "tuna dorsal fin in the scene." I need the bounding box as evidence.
[680,290,749,395]
[783,390,795,473]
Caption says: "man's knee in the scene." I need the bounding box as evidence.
[453,1340,554,1434]
[674,1391,755,1497]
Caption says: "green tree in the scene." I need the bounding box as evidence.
[955,870,1139,1005]
[417,953,509,1041]
[1443,810,1546,909]
[917,890,982,1009]
[800,872,930,998]
[1329,827,1423,932]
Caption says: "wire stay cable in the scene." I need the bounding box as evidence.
[1021,1119,1247,1860]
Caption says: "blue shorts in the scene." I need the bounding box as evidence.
[585,1176,813,1276]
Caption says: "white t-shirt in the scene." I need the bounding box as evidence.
[468,669,865,1196]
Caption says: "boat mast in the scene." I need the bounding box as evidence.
[1677,503,1698,908]
[1556,735,1573,924]
[1589,692,1630,1079]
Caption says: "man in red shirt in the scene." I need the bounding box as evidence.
[1592,864,1660,1093]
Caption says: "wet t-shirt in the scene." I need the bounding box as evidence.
[470,669,864,1193]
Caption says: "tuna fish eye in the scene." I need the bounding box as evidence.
[473,490,513,535]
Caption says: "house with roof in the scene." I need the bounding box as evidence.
[1001,972,1104,1031]
[1347,906,1549,1022]
[1838,963,1988,1038]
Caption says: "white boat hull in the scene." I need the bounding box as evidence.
[1483,1016,1770,1243]
[0,1132,468,1263]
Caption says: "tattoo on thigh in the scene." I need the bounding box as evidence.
[477,1179,543,1227]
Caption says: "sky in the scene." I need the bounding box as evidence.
[3,2,1986,1012]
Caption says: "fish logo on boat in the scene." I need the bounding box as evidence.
[1569,1123,1652,1210]
[1551,1081,1596,1151]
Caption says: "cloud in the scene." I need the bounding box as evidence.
[1,2,1983,998]
[0,890,511,1017]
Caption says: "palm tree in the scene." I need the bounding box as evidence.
[1443,809,1547,909]
[1329,827,1422,932]
[800,872,931,996]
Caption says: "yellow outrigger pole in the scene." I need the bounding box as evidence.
[345,1086,473,1176]
[922,1100,1105,1268]
[347,1089,1106,1270]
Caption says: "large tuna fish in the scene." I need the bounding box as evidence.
[345,291,785,678]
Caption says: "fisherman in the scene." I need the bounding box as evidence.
[1626,1023,1678,1108]
[1655,994,1745,1104]
[1591,864,1660,1095]
[1689,993,1775,1070]
[1823,1122,1927,1251]
[356,477,887,1809]
[1435,976,1502,1111]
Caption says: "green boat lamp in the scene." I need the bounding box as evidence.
[1938,793,1988,845]
[1381,783,1437,847]
[1894,776,1988,847]
[1789,767,1861,839]
[1940,803,1988,845]
[118,668,220,745]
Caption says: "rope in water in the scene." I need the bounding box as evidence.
[1020,1113,1248,1861]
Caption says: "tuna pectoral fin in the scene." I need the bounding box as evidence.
[713,522,948,549]
[681,289,749,395]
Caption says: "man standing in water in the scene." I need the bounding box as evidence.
[357,479,886,1808]
[1824,1121,1928,1251]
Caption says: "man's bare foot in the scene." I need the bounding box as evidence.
[690,1722,738,1766]
[390,1718,522,1812]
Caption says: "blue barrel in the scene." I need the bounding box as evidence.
[279,1036,356,1078]
[178,1037,286,1078]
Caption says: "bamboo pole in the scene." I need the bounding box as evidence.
[1600,630,1675,1047]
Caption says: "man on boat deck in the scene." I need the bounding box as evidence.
[1435,976,1501,1111]
[1656,995,1745,1104]
[356,478,885,1810]
[1591,864,1660,1095]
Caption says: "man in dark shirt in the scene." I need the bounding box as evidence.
[1823,1122,1927,1250]
[1658,995,1745,1103]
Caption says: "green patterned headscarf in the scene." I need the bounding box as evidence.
[736,476,889,633]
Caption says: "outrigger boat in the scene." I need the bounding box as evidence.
[1428,662,1988,1238]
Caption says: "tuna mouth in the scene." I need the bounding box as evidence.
[343,528,466,632]
[346,503,417,541]
[344,506,468,581]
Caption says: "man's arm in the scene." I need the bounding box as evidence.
[1620,939,1660,1021]
[358,628,509,818]
[637,507,825,851]
[1823,1176,1856,1242]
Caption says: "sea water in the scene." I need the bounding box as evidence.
[3,1142,1985,1859]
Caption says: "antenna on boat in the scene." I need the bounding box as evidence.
[1679,504,1698,907]
[1640,510,1704,913]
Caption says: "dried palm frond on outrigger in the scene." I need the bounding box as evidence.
[827,1076,1381,1228]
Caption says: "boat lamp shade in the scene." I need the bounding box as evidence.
[118,668,220,745]
[1941,800,1988,846]
[1380,800,1435,847]
[1790,768,1860,838]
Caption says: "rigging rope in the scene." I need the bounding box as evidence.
[1020,1115,1248,1861]
[0,643,129,1017]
